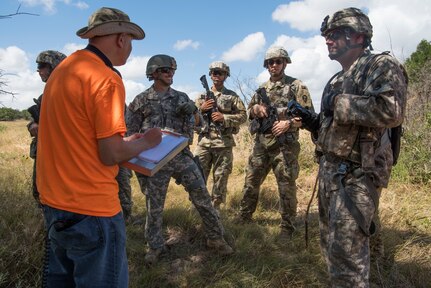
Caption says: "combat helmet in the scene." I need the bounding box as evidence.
[146,54,177,80]
[209,61,230,77]
[36,50,67,70]
[320,7,373,48]
[263,46,291,67]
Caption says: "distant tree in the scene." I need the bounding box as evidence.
[404,39,431,84]
[0,107,23,121]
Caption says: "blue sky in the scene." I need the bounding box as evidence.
[1,0,431,111]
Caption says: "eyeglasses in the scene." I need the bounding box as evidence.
[37,63,50,70]
[325,29,345,41]
[267,59,284,66]
[158,67,175,74]
[211,70,225,76]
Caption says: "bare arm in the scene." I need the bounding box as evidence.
[97,127,162,166]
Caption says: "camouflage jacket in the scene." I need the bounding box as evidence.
[248,75,314,146]
[317,50,407,187]
[27,94,42,159]
[127,86,195,144]
[195,86,247,148]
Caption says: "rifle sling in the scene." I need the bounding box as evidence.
[336,162,377,237]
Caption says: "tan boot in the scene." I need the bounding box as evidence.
[144,247,164,266]
[206,238,234,256]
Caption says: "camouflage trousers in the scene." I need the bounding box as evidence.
[239,138,300,231]
[116,166,133,219]
[194,145,233,203]
[318,156,377,288]
[136,150,225,250]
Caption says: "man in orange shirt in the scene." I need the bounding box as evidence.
[36,7,161,287]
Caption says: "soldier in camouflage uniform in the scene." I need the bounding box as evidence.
[302,7,407,287]
[236,46,314,238]
[117,159,133,222]
[194,61,247,209]
[127,54,234,265]
[27,50,66,205]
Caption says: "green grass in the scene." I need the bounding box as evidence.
[1,120,430,287]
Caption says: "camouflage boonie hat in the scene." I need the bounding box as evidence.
[209,61,230,77]
[320,7,373,40]
[263,46,291,67]
[146,54,177,80]
[36,50,67,70]
[76,7,145,40]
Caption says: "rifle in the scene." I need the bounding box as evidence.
[27,98,41,123]
[250,87,287,144]
[199,75,222,134]
[287,99,319,140]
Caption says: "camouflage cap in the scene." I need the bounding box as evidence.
[320,7,373,40]
[36,50,67,70]
[263,46,291,67]
[209,61,230,77]
[76,7,145,40]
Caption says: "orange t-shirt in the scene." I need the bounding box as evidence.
[37,50,126,216]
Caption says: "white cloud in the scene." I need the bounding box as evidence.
[123,79,146,105]
[21,0,56,13]
[117,55,151,81]
[63,43,85,55]
[73,1,89,10]
[0,46,29,73]
[222,32,266,62]
[0,47,43,109]
[367,2,431,60]
[173,40,200,51]
[272,0,368,32]
[20,0,89,13]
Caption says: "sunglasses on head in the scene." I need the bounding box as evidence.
[158,67,175,74]
[267,59,284,66]
[325,29,345,41]
[211,70,224,76]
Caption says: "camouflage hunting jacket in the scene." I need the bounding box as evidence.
[195,86,247,148]
[248,75,314,145]
[127,86,195,144]
[317,50,407,187]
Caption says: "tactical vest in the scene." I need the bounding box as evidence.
[317,51,405,168]
[136,87,195,142]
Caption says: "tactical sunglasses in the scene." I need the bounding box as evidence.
[267,59,284,66]
[37,63,50,70]
[325,29,345,41]
[211,70,225,76]
[158,67,175,73]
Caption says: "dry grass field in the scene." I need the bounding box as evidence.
[0,119,430,287]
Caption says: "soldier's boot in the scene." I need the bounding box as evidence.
[370,232,385,261]
[206,238,234,256]
[144,246,166,266]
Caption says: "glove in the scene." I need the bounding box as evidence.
[176,101,198,116]
[321,91,337,117]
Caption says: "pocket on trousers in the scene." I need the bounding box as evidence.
[49,216,104,251]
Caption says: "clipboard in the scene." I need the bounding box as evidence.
[120,130,189,176]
